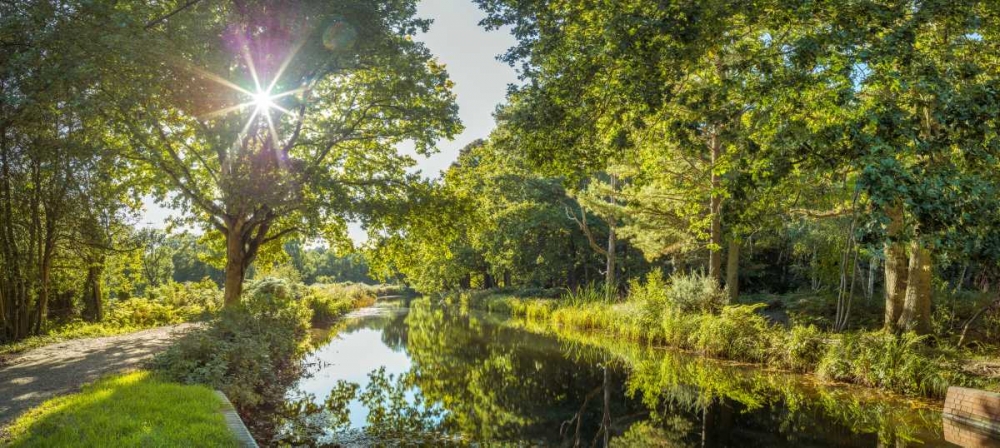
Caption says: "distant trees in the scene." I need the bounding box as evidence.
[453,0,1000,335]
[370,139,637,292]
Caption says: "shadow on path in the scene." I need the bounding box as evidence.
[0,323,197,429]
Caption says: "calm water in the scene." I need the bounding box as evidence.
[273,300,991,447]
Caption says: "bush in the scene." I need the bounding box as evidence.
[153,278,312,409]
[304,282,377,327]
[628,270,669,329]
[147,279,223,310]
[817,331,948,397]
[782,324,825,372]
[690,304,773,362]
[664,272,727,314]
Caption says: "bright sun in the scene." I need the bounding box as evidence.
[251,91,274,111]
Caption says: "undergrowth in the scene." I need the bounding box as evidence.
[457,272,990,399]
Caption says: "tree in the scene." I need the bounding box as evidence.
[97,1,461,305]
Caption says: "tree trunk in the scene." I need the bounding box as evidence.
[223,226,247,307]
[82,263,104,322]
[884,203,908,331]
[708,131,723,285]
[898,240,932,334]
[483,270,495,289]
[34,257,51,333]
[606,174,618,292]
[725,239,739,303]
[605,225,616,290]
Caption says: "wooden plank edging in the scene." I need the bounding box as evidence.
[214,390,259,448]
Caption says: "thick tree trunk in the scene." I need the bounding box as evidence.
[725,239,739,303]
[898,240,932,334]
[884,203,908,331]
[223,227,247,307]
[708,132,723,285]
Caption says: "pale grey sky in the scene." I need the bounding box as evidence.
[140,0,518,241]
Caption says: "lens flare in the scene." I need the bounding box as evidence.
[252,91,274,111]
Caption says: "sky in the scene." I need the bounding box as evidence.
[139,0,519,242]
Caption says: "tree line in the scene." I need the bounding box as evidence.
[373,0,1000,336]
[1,0,454,342]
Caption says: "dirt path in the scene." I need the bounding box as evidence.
[0,323,198,430]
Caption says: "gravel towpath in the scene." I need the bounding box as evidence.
[0,323,197,430]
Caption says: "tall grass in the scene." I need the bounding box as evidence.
[460,272,978,399]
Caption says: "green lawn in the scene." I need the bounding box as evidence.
[5,371,237,447]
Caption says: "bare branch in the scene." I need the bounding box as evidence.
[565,204,608,257]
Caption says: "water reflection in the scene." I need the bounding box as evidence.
[273,300,969,447]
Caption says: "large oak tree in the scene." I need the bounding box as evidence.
[100,0,461,305]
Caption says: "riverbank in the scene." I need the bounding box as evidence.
[453,285,1000,400]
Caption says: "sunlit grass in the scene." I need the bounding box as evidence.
[460,286,996,399]
[5,371,237,447]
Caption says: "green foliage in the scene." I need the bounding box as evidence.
[663,272,728,314]
[4,371,236,447]
[103,299,201,329]
[690,305,773,362]
[466,277,990,398]
[0,281,219,358]
[153,278,312,409]
[562,282,612,306]
[304,282,378,327]
[146,278,223,310]
[817,332,949,398]
[781,324,826,372]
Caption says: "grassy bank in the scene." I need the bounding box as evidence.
[455,275,999,399]
[3,371,237,447]
[152,279,379,443]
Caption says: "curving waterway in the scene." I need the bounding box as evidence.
[271,299,992,447]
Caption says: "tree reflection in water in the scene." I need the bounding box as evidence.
[270,299,957,447]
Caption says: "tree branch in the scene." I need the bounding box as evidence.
[145,0,204,30]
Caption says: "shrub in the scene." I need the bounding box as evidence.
[690,304,773,362]
[104,298,201,328]
[817,331,948,397]
[147,279,223,310]
[153,278,312,409]
[628,270,669,329]
[664,272,727,314]
[304,282,376,327]
[782,324,825,372]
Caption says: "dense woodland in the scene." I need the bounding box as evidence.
[2,1,1000,352]
[372,0,1000,341]
[5,0,1000,445]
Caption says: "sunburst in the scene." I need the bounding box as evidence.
[197,39,308,149]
